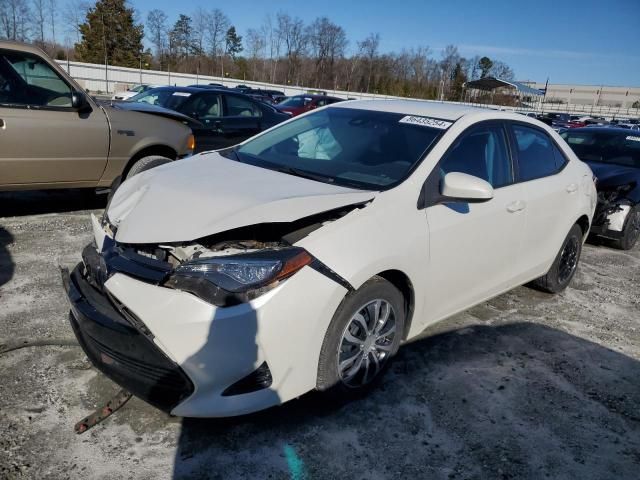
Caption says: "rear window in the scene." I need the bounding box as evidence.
[561,131,640,168]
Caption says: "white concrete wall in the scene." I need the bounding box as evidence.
[56,59,640,119]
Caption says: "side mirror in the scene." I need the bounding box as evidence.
[441,172,494,202]
[71,91,91,112]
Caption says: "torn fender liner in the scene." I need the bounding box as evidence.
[108,152,376,244]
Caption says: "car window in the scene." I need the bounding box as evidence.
[513,124,561,181]
[234,107,443,189]
[440,124,512,188]
[225,95,260,117]
[179,93,221,123]
[0,50,72,107]
[129,89,191,111]
[561,131,640,168]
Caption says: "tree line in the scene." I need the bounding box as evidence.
[0,0,516,101]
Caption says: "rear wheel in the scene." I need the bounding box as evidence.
[612,205,640,250]
[317,277,405,396]
[531,224,583,293]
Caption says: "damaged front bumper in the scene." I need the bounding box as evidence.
[62,221,351,417]
[591,195,633,239]
[62,264,194,413]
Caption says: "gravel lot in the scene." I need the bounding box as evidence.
[1,190,639,480]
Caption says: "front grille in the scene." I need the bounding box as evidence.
[85,332,187,389]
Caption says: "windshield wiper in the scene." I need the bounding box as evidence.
[275,166,335,184]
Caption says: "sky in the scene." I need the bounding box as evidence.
[127,0,640,86]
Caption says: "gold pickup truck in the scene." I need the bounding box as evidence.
[0,41,195,191]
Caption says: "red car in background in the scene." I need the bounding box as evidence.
[276,94,344,116]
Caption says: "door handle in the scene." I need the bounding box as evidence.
[566,183,578,193]
[506,200,526,213]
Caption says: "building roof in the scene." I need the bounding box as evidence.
[464,77,544,96]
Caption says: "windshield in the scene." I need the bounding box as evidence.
[128,89,191,110]
[233,107,445,189]
[561,131,640,168]
[278,96,311,108]
[129,84,145,93]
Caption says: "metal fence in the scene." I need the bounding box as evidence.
[56,59,640,119]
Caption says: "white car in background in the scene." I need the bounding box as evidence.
[111,84,162,101]
[63,100,596,417]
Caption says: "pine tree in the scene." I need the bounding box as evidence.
[225,26,243,59]
[75,0,144,68]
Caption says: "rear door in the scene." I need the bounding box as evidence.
[424,121,527,321]
[177,91,223,152]
[0,49,109,186]
[507,122,574,276]
[219,93,263,146]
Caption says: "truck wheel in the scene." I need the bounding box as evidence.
[126,156,172,180]
[612,205,640,250]
[531,224,583,294]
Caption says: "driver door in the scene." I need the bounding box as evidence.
[0,49,108,186]
[423,122,527,322]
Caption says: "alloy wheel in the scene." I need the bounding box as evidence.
[337,299,397,388]
[558,236,579,283]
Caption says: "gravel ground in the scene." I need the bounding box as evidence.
[0,189,639,480]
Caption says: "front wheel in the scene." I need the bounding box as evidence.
[612,205,640,250]
[316,277,405,395]
[125,155,173,180]
[531,223,583,294]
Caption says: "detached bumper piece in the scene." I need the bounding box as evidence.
[62,264,194,413]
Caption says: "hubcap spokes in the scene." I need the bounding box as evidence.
[338,299,396,387]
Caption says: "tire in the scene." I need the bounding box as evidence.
[316,276,405,397]
[125,155,173,180]
[531,224,583,294]
[612,205,640,251]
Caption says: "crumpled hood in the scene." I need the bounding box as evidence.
[108,152,376,244]
[585,161,640,195]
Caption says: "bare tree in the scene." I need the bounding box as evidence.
[306,17,347,88]
[276,12,306,84]
[0,0,31,41]
[261,14,282,83]
[245,27,265,80]
[47,0,56,43]
[32,0,45,43]
[357,32,379,92]
[146,9,167,66]
[205,8,229,75]
[63,0,89,45]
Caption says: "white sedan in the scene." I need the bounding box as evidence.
[111,84,162,101]
[62,100,596,417]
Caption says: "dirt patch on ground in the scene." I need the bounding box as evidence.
[1,190,639,479]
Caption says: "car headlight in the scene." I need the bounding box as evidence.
[164,247,313,306]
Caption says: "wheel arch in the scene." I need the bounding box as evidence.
[375,269,415,341]
[123,145,178,179]
[576,214,590,239]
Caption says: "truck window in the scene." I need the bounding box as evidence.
[0,51,73,108]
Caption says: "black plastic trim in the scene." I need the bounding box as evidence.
[62,264,194,413]
[310,259,354,291]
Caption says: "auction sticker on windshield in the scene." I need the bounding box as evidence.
[399,116,453,129]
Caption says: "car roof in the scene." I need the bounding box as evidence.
[566,127,635,134]
[330,99,495,121]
